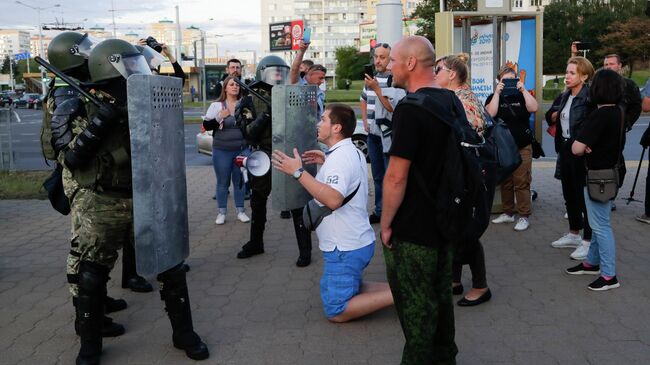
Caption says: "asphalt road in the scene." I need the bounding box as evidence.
[0,107,213,171]
[1,107,648,171]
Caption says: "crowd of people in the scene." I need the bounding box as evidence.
[40,27,650,364]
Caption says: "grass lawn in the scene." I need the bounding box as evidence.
[0,170,51,199]
[326,80,364,102]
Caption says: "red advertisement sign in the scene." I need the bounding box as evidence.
[269,20,304,51]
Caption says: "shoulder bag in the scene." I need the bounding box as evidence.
[302,150,362,231]
[585,108,624,203]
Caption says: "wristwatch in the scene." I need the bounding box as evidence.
[292,167,305,180]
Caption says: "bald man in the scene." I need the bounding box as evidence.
[381,36,459,364]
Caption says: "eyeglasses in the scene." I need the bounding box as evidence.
[434,66,452,75]
[373,43,390,49]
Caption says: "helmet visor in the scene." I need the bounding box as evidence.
[139,45,165,70]
[73,33,101,58]
[108,52,152,79]
[260,66,289,85]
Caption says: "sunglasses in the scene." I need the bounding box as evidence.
[373,43,390,49]
[311,65,327,73]
[434,66,452,75]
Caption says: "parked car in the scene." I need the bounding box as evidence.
[0,92,16,108]
[196,119,369,162]
[14,93,42,109]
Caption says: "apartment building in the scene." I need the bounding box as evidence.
[0,30,31,60]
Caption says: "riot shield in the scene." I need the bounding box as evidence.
[127,74,188,276]
[271,85,320,211]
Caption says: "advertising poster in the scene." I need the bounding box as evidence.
[269,20,304,51]
[469,23,494,104]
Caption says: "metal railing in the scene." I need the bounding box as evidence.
[0,106,15,171]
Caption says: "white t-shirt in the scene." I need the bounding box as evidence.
[315,138,375,252]
[560,95,575,138]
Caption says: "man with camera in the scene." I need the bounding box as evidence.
[360,42,404,224]
[271,104,393,323]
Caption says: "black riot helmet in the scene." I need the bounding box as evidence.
[47,32,100,72]
[255,55,289,86]
[88,39,152,83]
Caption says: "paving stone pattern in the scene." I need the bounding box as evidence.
[1,163,649,364]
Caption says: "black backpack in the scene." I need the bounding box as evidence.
[400,91,497,243]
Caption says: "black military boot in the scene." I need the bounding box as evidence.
[158,263,209,361]
[76,261,109,365]
[237,192,267,259]
[121,241,153,292]
[291,208,312,267]
[74,297,125,337]
[104,296,127,314]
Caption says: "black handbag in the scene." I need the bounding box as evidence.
[481,109,523,184]
[303,183,360,231]
[585,108,624,203]
[524,128,546,159]
[42,163,71,215]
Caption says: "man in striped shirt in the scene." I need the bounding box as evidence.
[360,42,395,224]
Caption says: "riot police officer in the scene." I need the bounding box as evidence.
[45,31,131,339]
[56,39,208,364]
[236,55,313,267]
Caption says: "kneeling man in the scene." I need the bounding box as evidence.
[272,104,393,322]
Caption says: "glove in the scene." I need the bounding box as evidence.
[641,126,650,148]
[96,103,123,124]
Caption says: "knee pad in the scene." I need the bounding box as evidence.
[78,261,109,296]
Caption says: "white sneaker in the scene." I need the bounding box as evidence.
[215,214,226,225]
[570,240,590,260]
[492,213,515,224]
[551,233,582,248]
[564,212,568,219]
[237,212,250,223]
[514,217,529,231]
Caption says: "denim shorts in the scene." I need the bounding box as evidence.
[320,242,375,319]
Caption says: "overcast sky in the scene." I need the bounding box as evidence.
[1,0,262,55]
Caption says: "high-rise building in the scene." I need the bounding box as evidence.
[30,35,53,59]
[0,30,31,60]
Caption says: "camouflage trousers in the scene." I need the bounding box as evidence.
[383,239,458,365]
[66,188,133,297]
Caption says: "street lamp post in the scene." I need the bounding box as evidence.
[15,1,61,96]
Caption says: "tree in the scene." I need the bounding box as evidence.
[14,59,39,84]
[334,46,367,88]
[543,0,645,74]
[599,17,650,76]
[412,0,477,43]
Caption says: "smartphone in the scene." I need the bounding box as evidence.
[362,64,373,78]
[575,41,592,51]
[502,78,520,96]
[303,28,311,43]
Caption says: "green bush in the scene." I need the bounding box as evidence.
[543,88,564,101]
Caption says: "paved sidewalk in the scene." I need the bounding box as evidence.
[1,163,649,364]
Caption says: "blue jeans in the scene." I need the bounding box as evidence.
[583,188,616,277]
[212,147,248,213]
[367,134,387,215]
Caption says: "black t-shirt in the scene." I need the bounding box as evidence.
[576,106,624,170]
[388,87,451,247]
[485,92,532,148]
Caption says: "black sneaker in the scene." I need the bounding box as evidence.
[369,213,380,224]
[280,210,291,219]
[588,276,620,291]
[566,263,600,275]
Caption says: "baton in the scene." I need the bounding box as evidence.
[625,146,646,205]
[232,77,271,106]
[34,56,102,108]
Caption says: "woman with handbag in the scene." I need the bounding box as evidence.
[566,69,624,291]
[434,53,492,306]
[203,76,251,225]
[548,57,595,261]
[486,66,539,232]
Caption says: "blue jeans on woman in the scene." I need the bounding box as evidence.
[212,147,248,214]
[583,188,616,277]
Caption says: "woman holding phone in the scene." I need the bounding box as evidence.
[486,66,539,232]
[203,75,251,225]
